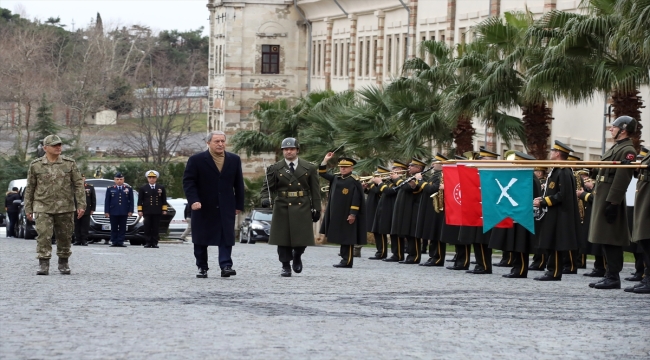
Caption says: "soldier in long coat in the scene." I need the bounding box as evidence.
[628,148,650,294]
[588,116,638,289]
[577,172,605,277]
[260,138,321,277]
[375,161,408,262]
[418,154,447,267]
[366,166,390,260]
[137,170,169,248]
[391,158,427,264]
[319,155,367,268]
[489,151,541,278]
[533,140,580,281]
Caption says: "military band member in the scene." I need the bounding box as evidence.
[73,175,96,246]
[392,158,427,264]
[533,140,580,281]
[587,116,637,290]
[445,155,469,269]
[379,161,408,262]
[463,147,499,275]
[529,167,549,271]
[260,138,321,277]
[104,172,134,247]
[319,155,367,268]
[628,146,650,293]
[366,166,391,260]
[419,154,447,267]
[561,154,584,273]
[489,151,540,278]
[577,171,605,277]
[137,170,169,248]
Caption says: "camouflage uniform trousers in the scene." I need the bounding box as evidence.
[35,212,75,260]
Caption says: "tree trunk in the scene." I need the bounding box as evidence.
[522,101,552,160]
[452,114,475,154]
[23,102,32,161]
[611,89,644,152]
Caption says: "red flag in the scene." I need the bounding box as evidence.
[443,165,463,225]
[458,165,482,226]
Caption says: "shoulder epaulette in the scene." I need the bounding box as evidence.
[351,174,360,181]
[30,157,44,165]
[61,155,75,162]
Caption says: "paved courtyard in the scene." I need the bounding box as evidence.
[1,236,648,359]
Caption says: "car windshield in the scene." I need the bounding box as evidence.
[252,211,272,221]
[94,187,139,208]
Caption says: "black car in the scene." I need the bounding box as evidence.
[239,208,272,244]
[85,179,175,245]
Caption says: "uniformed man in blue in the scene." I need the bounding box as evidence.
[138,170,168,248]
[104,172,134,247]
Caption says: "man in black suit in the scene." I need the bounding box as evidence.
[4,187,22,238]
[137,170,168,248]
[183,131,245,278]
[73,175,96,246]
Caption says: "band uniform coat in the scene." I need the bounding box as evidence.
[260,158,321,247]
[364,183,381,233]
[537,167,580,251]
[319,168,367,246]
[589,138,636,247]
[371,178,402,234]
[414,170,443,241]
[183,150,245,247]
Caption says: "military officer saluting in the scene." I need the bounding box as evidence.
[104,172,134,247]
[73,174,96,246]
[588,116,638,290]
[138,170,169,248]
[319,154,367,268]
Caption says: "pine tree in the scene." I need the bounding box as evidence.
[31,94,62,158]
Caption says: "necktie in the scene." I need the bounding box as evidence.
[151,185,155,189]
[118,186,122,191]
[289,162,295,173]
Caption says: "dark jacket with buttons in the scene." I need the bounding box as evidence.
[137,183,168,215]
[104,185,134,216]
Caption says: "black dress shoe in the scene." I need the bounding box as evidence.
[624,273,644,282]
[368,256,386,260]
[399,259,419,264]
[562,268,578,274]
[583,269,606,277]
[72,242,81,246]
[633,283,650,294]
[281,267,291,277]
[589,278,605,288]
[470,261,477,265]
[292,255,303,274]
[143,244,152,248]
[333,262,353,268]
[383,257,400,262]
[494,262,510,267]
[80,242,88,246]
[528,263,545,271]
[109,244,127,247]
[221,266,236,277]
[503,273,527,278]
[446,265,469,270]
[151,245,159,248]
[534,273,561,281]
[196,269,208,278]
[420,259,436,267]
[594,277,621,289]
[466,269,492,274]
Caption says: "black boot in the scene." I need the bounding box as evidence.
[583,268,606,277]
[594,273,621,289]
[196,268,208,278]
[281,266,291,277]
[534,272,561,281]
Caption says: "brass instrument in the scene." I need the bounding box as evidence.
[575,169,587,223]
[321,185,330,192]
[432,171,444,213]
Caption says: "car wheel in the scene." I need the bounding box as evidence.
[18,224,24,238]
[248,231,255,244]
[239,229,247,243]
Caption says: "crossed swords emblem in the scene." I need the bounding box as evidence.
[495,178,518,206]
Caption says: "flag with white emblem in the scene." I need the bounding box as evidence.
[479,169,534,234]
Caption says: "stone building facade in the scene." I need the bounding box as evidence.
[208,0,649,166]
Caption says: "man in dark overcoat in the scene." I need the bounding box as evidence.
[376,161,408,262]
[588,116,638,289]
[183,131,244,278]
[260,137,321,277]
[533,140,580,281]
[138,170,169,248]
[418,154,446,267]
[391,158,427,264]
[73,175,96,246]
[628,148,650,294]
[489,151,541,278]
[319,154,367,268]
[366,166,390,260]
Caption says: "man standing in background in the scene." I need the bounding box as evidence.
[138,170,168,248]
[5,187,21,238]
[104,172,134,247]
[73,175,96,246]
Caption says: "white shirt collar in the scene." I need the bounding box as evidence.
[285,158,299,167]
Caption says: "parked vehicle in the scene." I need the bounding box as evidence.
[239,208,272,244]
[166,198,188,235]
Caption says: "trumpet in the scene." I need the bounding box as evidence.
[432,172,444,213]
[358,173,394,184]
[321,185,330,192]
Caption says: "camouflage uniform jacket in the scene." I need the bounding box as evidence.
[24,155,86,214]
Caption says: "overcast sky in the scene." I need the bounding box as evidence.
[0,0,210,35]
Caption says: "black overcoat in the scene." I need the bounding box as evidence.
[364,183,381,232]
[414,171,443,241]
[183,150,245,246]
[391,179,423,237]
[633,153,650,242]
[371,178,402,234]
[537,167,580,251]
[319,170,367,245]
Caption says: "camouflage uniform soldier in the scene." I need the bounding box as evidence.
[24,135,86,275]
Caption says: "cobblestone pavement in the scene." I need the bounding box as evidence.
[1,237,648,359]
